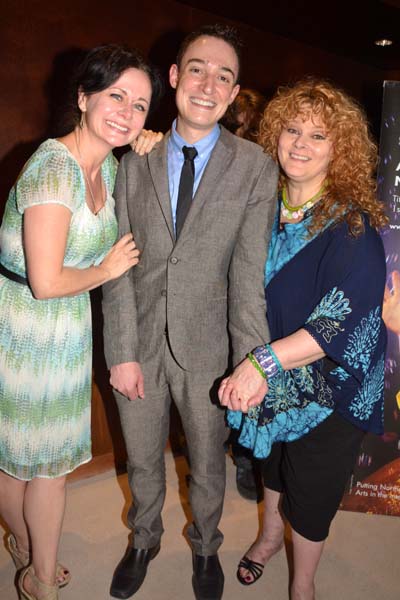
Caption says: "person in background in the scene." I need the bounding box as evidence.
[219,79,387,600]
[223,87,266,142]
[102,24,278,600]
[0,44,161,600]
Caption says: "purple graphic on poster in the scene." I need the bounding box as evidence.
[341,81,400,516]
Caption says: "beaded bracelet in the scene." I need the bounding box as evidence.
[247,351,267,379]
[266,344,283,371]
[251,344,283,380]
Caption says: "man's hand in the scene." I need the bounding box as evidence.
[110,361,145,401]
[218,357,268,413]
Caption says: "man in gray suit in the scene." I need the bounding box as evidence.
[103,24,277,600]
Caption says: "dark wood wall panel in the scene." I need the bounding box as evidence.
[0,0,388,184]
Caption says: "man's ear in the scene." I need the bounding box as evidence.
[228,84,240,106]
[169,64,179,89]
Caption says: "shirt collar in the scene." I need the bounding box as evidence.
[170,119,220,158]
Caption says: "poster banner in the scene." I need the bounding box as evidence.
[341,81,400,516]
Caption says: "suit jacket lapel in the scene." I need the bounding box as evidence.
[148,132,174,241]
[179,127,234,235]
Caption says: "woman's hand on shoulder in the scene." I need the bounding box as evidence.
[131,129,163,156]
[99,233,139,281]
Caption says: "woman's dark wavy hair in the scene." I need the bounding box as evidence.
[67,43,163,130]
[259,78,388,235]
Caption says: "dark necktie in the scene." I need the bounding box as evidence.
[175,145,198,239]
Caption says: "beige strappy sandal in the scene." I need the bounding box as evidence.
[6,533,29,569]
[18,566,58,600]
[6,533,71,588]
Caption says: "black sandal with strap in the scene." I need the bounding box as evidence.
[236,555,265,586]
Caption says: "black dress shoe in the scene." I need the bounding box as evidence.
[110,543,160,599]
[192,553,224,600]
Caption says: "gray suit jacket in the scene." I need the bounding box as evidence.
[103,126,278,374]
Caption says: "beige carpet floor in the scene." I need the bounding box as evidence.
[0,450,398,600]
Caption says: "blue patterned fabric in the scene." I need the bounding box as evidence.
[228,204,387,459]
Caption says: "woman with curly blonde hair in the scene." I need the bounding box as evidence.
[219,79,387,599]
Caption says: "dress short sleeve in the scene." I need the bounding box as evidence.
[16,141,82,215]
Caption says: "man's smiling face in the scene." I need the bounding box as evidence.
[170,35,240,143]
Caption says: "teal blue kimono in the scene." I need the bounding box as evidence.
[228,206,387,459]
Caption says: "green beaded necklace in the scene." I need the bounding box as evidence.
[281,183,326,221]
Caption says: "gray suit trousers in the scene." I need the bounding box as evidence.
[115,337,229,555]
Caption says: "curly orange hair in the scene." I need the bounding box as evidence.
[258,79,388,235]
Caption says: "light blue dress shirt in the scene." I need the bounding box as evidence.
[167,119,220,231]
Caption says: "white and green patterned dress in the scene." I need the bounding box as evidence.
[0,139,118,480]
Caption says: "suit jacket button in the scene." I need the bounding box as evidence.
[170,256,179,264]
[161,289,167,297]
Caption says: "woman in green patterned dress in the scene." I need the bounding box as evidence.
[0,45,161,600]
